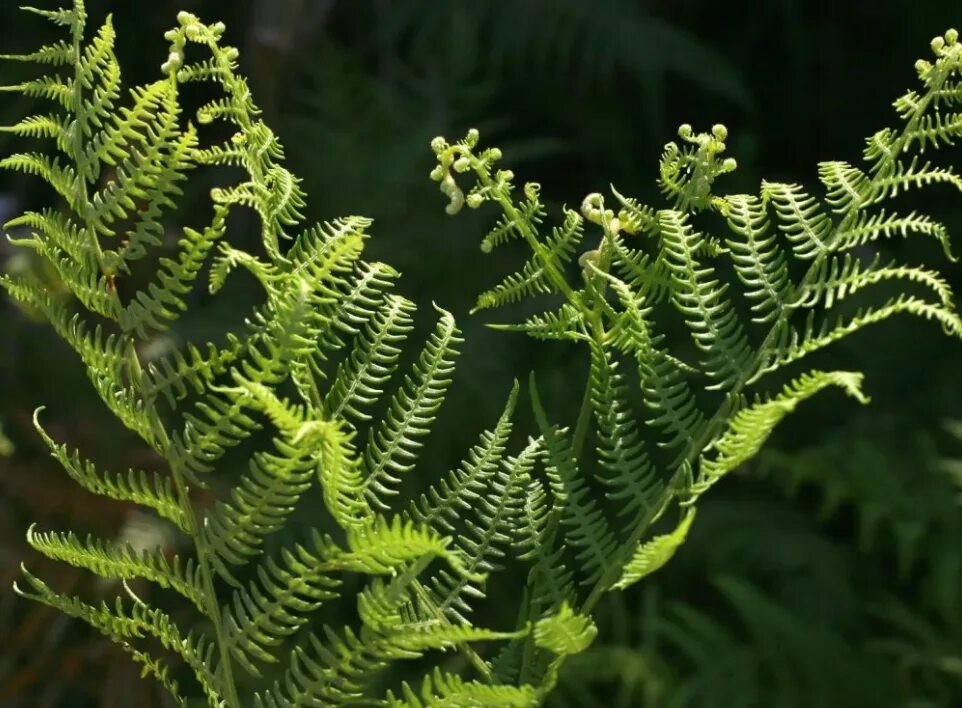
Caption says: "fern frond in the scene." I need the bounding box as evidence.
[589,342,661,531]
[796,254,955,309]
[722,193,792,322]
[34,408,187,529]
[614,508,696,590]
[533,602,598,656]
[658,209,751,388]
[430,434,537,621]
[761,181,834,260]
[142,335,245,407]
[15,568,221,706]
[363,306,462,508]
[531,382,618,585]
[118,206,224,337]
[831,208,953,257]
[26,526,205,612]
[758,295,962,380]
[489,303,587,341]
[388,668,539,708]
[693,370,868,500]
[324,294,415,421]
[201,444,316,578]
[474,208,583,313]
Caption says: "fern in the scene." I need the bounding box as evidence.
[1,4,577,705]
[431,26,962,692]
[5,3,962,705]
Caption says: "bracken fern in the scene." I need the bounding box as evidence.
[4,1,962,705]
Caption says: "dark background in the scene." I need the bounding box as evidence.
[1,1,961,706]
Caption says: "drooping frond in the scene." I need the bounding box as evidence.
[693,371,869,500]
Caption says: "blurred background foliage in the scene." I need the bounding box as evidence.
[1,0,962,705]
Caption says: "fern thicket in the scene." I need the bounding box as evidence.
[4,1,962,705]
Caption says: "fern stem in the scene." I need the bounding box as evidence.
[164,443,243,706]
[131,342,242,705]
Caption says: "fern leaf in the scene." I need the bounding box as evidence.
[324,294,415,421]
[831,208,953,258]
[26,526,205,612]
[15,568,221,706]
[118,207,225,337]
[694,371,869,499]
[388,668,539,707]
[589,342,661,531]
[722,193,792,322]
[614,508,696,589]
[363,306,462,508]
[658,209,751,388]
[531,380,618,585]
[474,209,583,312]
[142,335,245,407]
[33,408,187,530]
[533,602,598,656]
[796,254,955,310]
[759,295,962,380]
[761,181,835,260]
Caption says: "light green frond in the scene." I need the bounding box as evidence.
[758,295,962,381]
[15,568,221,706]
[797,254,955,309]
[26,526,205,612]
[119,207,225,337]
[388,668,539,707]
[657,209,751,388]
[170,390,261,480]
[611,186,657,235]
[201,444,315,578]
[611,239,673,304]
[614,508,696,590]
[0,75,74,109]
[534,602,598,656]
[142,335,245,407]
[337,517,480,580]
[0,113,71,151]
[363,306,462,508]
[479,183,546,253]
[431,434,537,621]
[818,160,870,213]
[903,109,962,152]
[488,303,587,341]
[33,408,187,530]
[722,193,792,323]
[0,152,78,207]
[410,382,518,531]
[761,181,834,260]
[325,294,415,421]
[831,208,953,258]
[0,40,73,66]
[255,626,412,707]
[223,551,342,675]
[868,156,962,202]
[474,209,583,313]
[694,370,869,499]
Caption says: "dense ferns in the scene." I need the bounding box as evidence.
[2,1,961,706]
